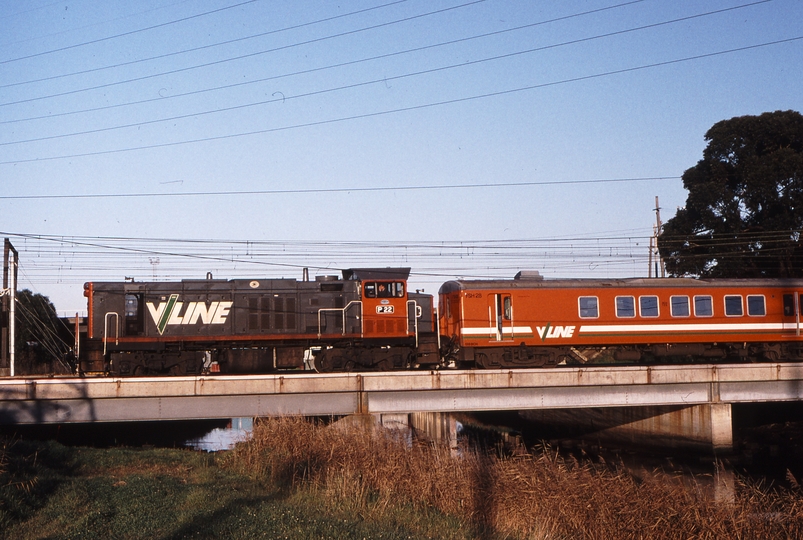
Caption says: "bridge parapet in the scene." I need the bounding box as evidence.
[0,363,802,425]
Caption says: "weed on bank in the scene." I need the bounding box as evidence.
[2,417,803,539]
[227,416,803,539]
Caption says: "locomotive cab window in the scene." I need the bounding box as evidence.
[670,296,690,317]
[747,295,766,316]
[364,282,404,298]
[615,296,636,318]
[578,296,598,318]
[694,295,714,317]
[639,296,659,317]
[724,295,743,316]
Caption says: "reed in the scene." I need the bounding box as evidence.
[227,415,803,539]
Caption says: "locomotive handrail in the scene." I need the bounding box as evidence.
[103,312,119,356]
[406,300,419,347]
[317,301,362,339]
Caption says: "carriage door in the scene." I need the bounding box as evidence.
[493,294,513,341]
[783,292,802,336]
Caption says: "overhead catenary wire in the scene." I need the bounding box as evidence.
[5,229,800,286]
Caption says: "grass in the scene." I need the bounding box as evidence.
[0,437,469,539]
[2,416,803,539]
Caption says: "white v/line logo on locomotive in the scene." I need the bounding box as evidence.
[146,294,233,335]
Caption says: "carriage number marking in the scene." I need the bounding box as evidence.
[376,305,395,314]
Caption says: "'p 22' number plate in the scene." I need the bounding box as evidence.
[376,305,395,314]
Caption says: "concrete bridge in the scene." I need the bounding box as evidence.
[2,363,803,452]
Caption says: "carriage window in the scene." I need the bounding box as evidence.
[579,296,598,318]
[724,295,743,316]
[784,294,794,316]
[616,296,636,318]
[639,296,659,317]
[747,295,766,316]
[670,296,690,317]
[503,296,512,320]
[694,295,713,317]
[393,282,405,297]
[364,283,376,298]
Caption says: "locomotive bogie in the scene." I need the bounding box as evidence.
[108,350,207,376]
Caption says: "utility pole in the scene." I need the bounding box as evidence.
[1,238,18,376]
[650,196,666,278]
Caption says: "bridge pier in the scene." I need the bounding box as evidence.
[520,403,733,454]
[373,412,458,450]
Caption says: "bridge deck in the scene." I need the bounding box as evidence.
[1,363,802,424]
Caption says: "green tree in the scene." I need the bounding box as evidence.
[14,289,68,374]
[658,110,803,278]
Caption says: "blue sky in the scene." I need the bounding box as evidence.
[1,0,801,314]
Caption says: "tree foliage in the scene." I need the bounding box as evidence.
[658,110,803,278]
[14,289,67,373]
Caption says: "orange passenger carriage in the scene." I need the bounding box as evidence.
[439,271,803,368]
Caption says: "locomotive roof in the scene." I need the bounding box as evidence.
[341,268,411,281]
[439,276,803,293]
[84,267,412,290]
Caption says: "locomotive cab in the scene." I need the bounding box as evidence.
[345,268,413,339]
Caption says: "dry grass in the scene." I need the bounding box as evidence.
[226,416,803,539]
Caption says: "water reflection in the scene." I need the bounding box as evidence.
[186,417,254,451]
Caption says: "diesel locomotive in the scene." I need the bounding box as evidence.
[80,268,803,375]
[82,268,439,375]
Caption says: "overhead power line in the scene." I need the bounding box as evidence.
[1,0,648,125]
[0,1,769,144]
[2,34,799,167]
[0,0,486,107]
[0,0,432,89]
[0,176,680,200]
[0,0,260,65]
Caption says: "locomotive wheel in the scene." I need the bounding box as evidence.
[376,357,397,371]
[312,353,333,373]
